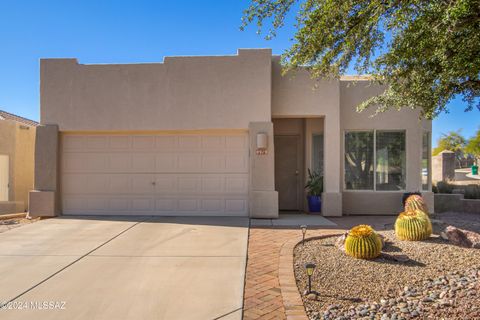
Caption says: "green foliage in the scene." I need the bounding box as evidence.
[344,225,382,259]
[395,210,432,241]
[305,169,323,196]
[432,130,467,162]
[433,181,455,194]
[465,128,480,164]
[242,0,480,118]
[464,184,480,199]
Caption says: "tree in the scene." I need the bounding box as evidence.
[465,129,480,164]
[241,0,480,119]
[433,130,467,164]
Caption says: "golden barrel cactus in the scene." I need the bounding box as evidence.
[395,210,432,241]
[345,225,383,259]
[404,195,429,214]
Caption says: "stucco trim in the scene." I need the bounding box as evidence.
[60,129,249,135]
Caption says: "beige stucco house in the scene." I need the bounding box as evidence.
[30,49,433,218]
[0,110,37,214]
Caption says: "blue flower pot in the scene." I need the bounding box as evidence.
[307,195,321,213]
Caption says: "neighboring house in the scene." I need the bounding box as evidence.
[30,49,432,218]
[0,110,37,214]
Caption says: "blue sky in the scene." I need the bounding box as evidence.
[0,0,478,145]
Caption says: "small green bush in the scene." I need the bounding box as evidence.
[434,181,454,194]
[464,184,480,199]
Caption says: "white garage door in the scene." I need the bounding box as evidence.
[61,133,249,216]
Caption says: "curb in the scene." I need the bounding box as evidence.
[278,232,342,320]
[0,213,27,221]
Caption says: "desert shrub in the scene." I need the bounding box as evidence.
[434,181,454,194]
[464,184,480,199]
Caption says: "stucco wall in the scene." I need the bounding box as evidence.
[41,49,272,131]
[0,121,16,201]
[0,120,36,212]
[271,59,432,215]
[14,124,36,211]
[271,57,342,216]
[340,80,432,215]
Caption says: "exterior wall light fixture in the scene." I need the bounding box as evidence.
[256,133,268,155]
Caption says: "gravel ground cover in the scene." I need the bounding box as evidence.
[0,217,39,233]
[435,212,480,233]
[294,231,480,319]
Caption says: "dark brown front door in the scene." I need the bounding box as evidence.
[274,135,301,210]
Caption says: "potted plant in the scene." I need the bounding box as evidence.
[305,169,323,213]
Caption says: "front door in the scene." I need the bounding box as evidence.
[0,155,9,201]
[274,135,301,211]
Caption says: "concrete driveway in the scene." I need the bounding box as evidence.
[0,216,249,320]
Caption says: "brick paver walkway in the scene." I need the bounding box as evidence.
[242,216,395,319]
[243,228,341,320]
[243,229,296,320]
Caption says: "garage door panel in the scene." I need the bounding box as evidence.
[63,135,86,150]
[225,155,248,172]
[154,176,177,191]
[177,154,201,172]
[109,175,131,193]
[86,136,109,149]
[109,154,133,172]
[225,199,247,213]
[132,154,156,172]
[132,136,155,150]
[201,176,224,193]
[131,175,155,194]
[225,176,248,193]
[178,136,200,150]
[155,154,177,172]
[61,133,249,216]
[155,136,177,149]
[226,135,248,150]
[86,175,109,193]
[201,199,223,212]
[177,177,199,193]
[62,174,87,194]
[109,136,131,149]
[131,198,153,211]
[87,198,108,210]
[109,198,130,211]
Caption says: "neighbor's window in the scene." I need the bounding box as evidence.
[376,131,406,190]
[344,131,374,190]
[422,132,430,191]
[312,134,324,175]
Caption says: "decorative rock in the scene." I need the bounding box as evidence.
[335,232,348,252]
[430,219,448,235]
[307,293,318,300]
[444,226,480,248]
[358,309,369,316]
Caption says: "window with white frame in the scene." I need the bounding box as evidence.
[312,134,324,175]
[344,130,406,191]
[344,131,374,190]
